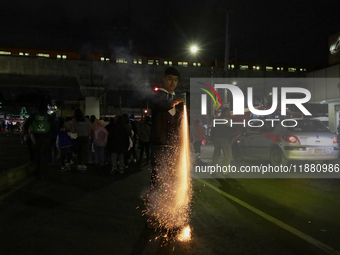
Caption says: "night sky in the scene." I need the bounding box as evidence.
[1,0,340,67]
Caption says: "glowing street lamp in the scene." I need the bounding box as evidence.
[190,45,198,54]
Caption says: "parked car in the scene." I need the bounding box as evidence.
[231,118,339,166]
[310,116,329,128]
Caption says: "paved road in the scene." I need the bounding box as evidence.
[0,160,335,255]
[0,132,30,172]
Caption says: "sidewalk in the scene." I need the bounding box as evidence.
[0,133,35,194]
[0,133,31,172]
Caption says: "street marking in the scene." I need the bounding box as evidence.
[197,178,340,255]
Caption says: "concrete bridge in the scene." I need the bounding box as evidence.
[0,55,302,118]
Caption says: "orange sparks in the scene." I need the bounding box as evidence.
[177,225,191,242]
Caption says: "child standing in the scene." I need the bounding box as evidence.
[94,120,108,168]
[56,118,74,171]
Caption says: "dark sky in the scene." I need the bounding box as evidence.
[1,0,340,67]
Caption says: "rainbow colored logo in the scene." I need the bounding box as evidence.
[196,82,222,110]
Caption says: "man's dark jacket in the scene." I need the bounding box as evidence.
[150,90,180,145]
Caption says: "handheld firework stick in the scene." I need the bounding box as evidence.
[181,93,187,105]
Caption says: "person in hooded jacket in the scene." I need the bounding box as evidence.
[108,115,132,174]
[24,102,54,179]
[68,109,90,172]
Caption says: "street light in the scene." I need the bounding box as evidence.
[190,45,198,53]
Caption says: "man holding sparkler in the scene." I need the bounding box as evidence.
[146,67,184,229]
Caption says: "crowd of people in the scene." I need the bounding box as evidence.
[0,121,19,136]
[22,103,152,179]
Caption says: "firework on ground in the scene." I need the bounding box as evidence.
[143,105,193,242]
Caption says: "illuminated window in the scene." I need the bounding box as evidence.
[193,62,196,66]
[178,62,183,66]
[101,57,105,61]
[197,62,201,66]
[183,62,188,67]
[116,58,127,63]
[57,55,62,59]
[288,67,296,72]
[62,55,67,59]
[0,51,11,55]
[19,52,30,56]
[155,60,159,65]
[231,64,234,69]
[169,61,172,66]
[138,59,142,64]
[266,66,273,71]
[148,60,154,65]
[133,59,137,64]
[164,60,168,65]
[57,54,67,59]
[36,53,50,58]
[240,65,248,70]
[303,68,306,71]
[105,58,110,61]
[253,66,260,70]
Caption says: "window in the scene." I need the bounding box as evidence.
[266,66,273,71]
[164,60,168,65]
[193,62,196,66]
[19,52,29,56]
[105,58,110,61]
[155,60,159,65]
[169,61,172,66]
[178,62,183,66]
[288,67,296,72]
[36,53,50,58]
[197,62,201,67]
[138,59,142,64]
[116,58,127,63]
[240,65,248,70]
[57,54,67,59]
[183,62,188,67]
[134,59,142,64]
[0,51,11,55]
[148,60,154,65]
[133,59,137,64]
[101,57,105,61]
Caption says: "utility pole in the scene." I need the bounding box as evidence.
[224,11,229,77]
[217,9,231,77]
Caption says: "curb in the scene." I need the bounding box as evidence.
[0,163,36,195]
